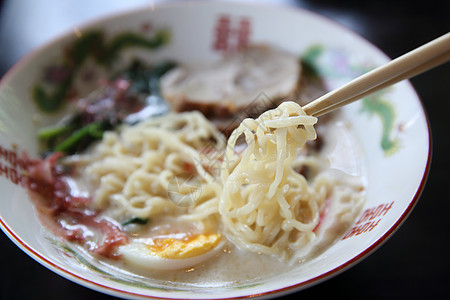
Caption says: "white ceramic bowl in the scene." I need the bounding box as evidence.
[0,2,430,299]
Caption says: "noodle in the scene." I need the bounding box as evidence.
[74,101,364,263]
[220,102,342,261]
[81,111,223,225]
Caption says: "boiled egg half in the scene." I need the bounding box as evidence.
[118,233,224,271]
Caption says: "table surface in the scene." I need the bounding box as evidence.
[1,0,449,299]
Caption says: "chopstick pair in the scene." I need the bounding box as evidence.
[303,32,450,117]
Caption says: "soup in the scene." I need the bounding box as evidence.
[23,45,366,284]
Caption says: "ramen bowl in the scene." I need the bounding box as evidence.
[0,2,430,299]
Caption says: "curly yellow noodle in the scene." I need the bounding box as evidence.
[76,101,364,262]
[220,102,327,260]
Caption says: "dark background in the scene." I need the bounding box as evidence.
[0,0,449,299]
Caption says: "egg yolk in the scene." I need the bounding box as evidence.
[146,233,221,259]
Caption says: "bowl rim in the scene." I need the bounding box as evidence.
[0,1,433,299]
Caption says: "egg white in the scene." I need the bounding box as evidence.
[118,236,225,271]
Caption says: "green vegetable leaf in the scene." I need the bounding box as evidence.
[122,217,149,226]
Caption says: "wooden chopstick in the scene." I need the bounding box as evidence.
[311,50,450,117]
[303,32,450,117]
